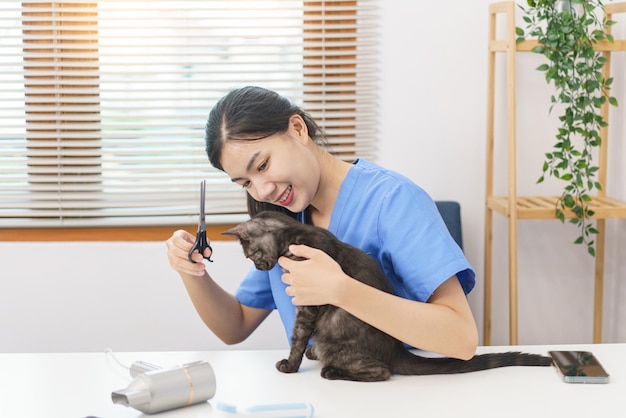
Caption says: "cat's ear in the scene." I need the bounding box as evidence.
[221,223,248,239]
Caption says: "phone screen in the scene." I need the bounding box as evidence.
[549,350,610,384]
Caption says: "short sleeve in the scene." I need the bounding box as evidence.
[234,266,277,310]
[377,182,475,302]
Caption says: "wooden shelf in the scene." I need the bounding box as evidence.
[484,1,626,346]
[489,39,626,52]
[487,196,626,220]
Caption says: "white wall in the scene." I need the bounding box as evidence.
[0,241,288,352]
[376,0,626,346]
[1,0,625,352]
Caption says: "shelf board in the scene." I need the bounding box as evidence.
[487,195,626,220]
[489,39,626,53]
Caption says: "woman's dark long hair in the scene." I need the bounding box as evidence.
[205,86,326,218]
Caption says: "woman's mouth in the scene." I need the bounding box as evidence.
[275,185,293,206]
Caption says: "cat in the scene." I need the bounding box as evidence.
[222,211,553,382]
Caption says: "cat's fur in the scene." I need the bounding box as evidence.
[222,211,552,382]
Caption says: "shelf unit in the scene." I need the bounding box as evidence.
[484,1,626,345]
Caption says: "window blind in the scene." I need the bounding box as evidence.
[0,0,378,228]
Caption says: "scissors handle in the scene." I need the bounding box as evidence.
[188,229,213,263]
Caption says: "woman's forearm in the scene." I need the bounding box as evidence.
[179,272,270,345]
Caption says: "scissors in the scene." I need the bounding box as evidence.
[188,179,213,263]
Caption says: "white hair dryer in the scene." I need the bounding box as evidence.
[112,360,216,414]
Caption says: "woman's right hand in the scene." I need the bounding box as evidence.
[166,229,211,277]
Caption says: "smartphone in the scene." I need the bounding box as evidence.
[549,350,610,384]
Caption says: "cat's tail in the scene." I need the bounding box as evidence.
[391,350,553,376]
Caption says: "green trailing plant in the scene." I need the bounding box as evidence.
[516,0,618,256]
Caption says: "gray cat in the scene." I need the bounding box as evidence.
[222,211,552,382]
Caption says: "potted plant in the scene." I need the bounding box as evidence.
[515,0,618,256]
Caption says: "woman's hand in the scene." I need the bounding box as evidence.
[165,229,212,277]
[278,244,348,306]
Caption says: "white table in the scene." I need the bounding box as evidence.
[0,344,623,418]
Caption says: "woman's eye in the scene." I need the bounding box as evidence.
[258,159,268,172]
[241,180,251,189]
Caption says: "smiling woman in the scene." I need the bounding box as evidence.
[0,0,378,240]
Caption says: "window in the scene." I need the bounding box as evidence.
[0,1,378,233]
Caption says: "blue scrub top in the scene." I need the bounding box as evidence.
[234,159,475,343]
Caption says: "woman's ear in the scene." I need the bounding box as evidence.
[289,114,308,142]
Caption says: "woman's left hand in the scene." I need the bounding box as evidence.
[278,244,347,306]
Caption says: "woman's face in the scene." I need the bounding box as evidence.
[220,115,321,213]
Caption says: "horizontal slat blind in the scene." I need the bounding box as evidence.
[0,0,378,228]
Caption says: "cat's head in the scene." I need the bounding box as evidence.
[221,211,296,270]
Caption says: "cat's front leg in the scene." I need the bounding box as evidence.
[276,306,318,373]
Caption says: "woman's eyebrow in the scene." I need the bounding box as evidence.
[230,151,261,183]
[246,151,261,172]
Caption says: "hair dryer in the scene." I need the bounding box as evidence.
[111,360,216,414]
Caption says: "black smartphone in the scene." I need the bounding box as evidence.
[549,350,610,384]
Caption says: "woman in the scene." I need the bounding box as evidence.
[166,86,478,360]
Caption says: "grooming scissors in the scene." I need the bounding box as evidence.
[188,179,213,263]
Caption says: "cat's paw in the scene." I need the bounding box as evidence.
[320,365,391,382]
[320,366,346,380]
[305,347,318,360]
[275,359,299,373]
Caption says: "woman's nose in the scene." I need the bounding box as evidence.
[252,179,275,202]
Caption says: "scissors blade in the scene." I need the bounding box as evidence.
[198,179,206,231]
[189,179,213,263]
